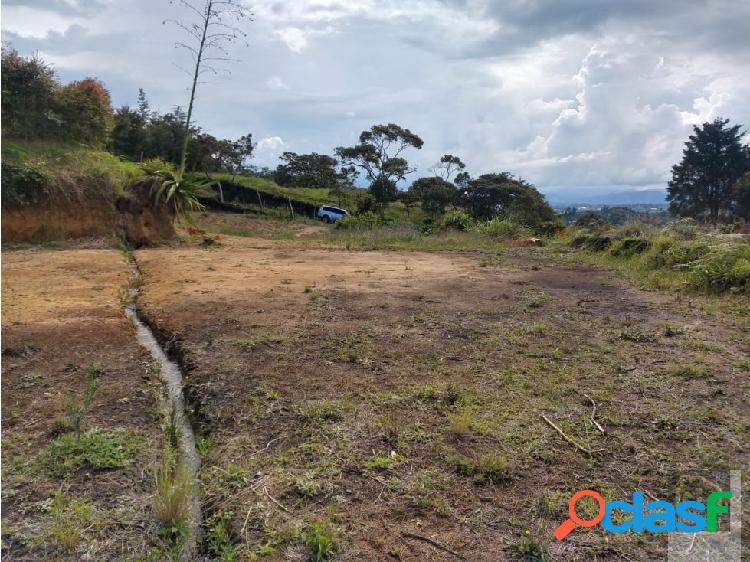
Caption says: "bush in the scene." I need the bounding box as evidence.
[477,217,533,238]
[43,430,134,477]
[1,161,49,205]
[691,243,750,294]
[455,454,512,485]
[442,209,473,231]
[335,211,384,230]
[645,237,708,268]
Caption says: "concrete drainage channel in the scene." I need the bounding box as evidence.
[124,254,202,560]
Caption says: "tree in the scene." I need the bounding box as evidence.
[274,152,338,188]
[55,78,113,146]
[110,106,147,159]
[336,123,423,205]
[733,171,750,220]
[431,154,465,181]
[1,46,58,139]
[166,0,252,180]
[667,118,749,223]
[462,172,558,229]
[410,176,457,216]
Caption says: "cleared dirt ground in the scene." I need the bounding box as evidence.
[131,235,749,560]
[1,249,162,560]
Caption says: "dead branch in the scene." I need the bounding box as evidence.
[401,531,465,560]
[263,486,292,515]
[540,414,596,455]
[583,393,606,434]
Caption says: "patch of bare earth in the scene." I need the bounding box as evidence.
[135,236,749,561]
[1,249,162,560]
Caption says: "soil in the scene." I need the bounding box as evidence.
[2,228,748,561]
[1,249,163,560]
[133,235,748,560]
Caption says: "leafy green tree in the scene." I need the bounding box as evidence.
[462,172,557,230]
[110,106,147,159]
[668,118,749,223]
[1,46,58,139]
[398,188,420,216]
[411,176,457,216]
[274,152,338,188]
[336,123,423,205]
[431,154,465,181]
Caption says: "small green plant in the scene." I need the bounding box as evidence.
[455,454,512,485]
[204,511,237,561]
[147,165,213,216]
[302,399,347,423]
[619,327,654,343]
[506,535,548,561]
[305,522,334,561]
[65,364,104,440]
[478,217,532,238]
[48,491,94,552]
[43,430,134,477]
[364,453,394,472]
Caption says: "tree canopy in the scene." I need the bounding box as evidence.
[667,118,749,223]
[410,176,458,216]
[336,123,423,204]
[462,172,557,228]
[274,152,339,188]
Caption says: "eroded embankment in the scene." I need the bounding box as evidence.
[124,256,201,559]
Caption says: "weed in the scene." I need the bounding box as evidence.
[455,454,512,485]
[365,453,394,472]
[196,435,212,459]
[154,444,191,538]
[204,511,237,561]
[669,364,709,379]
[619,327,654,343]
[65,364,104,440]
[446,408,473,438]
[302,399,348,423]
[48,491,94,552]
[506,534,548,561]
[295,471,321,498]
[306,522,334,561]
[43,430,134,477]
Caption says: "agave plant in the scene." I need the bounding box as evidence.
[141,160,213,216]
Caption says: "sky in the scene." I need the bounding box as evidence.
[3,0,750,195]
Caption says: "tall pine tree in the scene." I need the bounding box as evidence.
[667,118,749,223]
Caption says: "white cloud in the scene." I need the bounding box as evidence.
[265,76,289,90]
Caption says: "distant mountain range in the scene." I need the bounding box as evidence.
[541,188,668,208]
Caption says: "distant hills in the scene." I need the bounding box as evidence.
[541,188,668,208]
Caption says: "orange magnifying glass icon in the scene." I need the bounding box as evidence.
[553,490,606,540]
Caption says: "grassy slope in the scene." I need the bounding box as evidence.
[2,140,144,202]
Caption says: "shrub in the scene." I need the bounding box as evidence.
[335,211,384,230]
[478,217,533,238]
[691,243,750,294]
[1,161,49,205]
[442,209,473,231]
[43,430,134,477]
[306,522,335,561]
[645,237,708,268]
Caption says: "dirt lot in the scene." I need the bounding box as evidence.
[1,249,163,560]
[2,224,748,561]
[128,234,749,560]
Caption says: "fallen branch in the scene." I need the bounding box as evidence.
[540,414,596,455]
[401,532,465,560]
[583,393,605,434]
[263,486,292,515]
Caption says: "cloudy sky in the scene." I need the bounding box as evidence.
[3,0,750,195]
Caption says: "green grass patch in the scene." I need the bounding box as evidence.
[42,429,135,477]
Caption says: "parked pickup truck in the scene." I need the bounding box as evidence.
[317,206,349,223]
